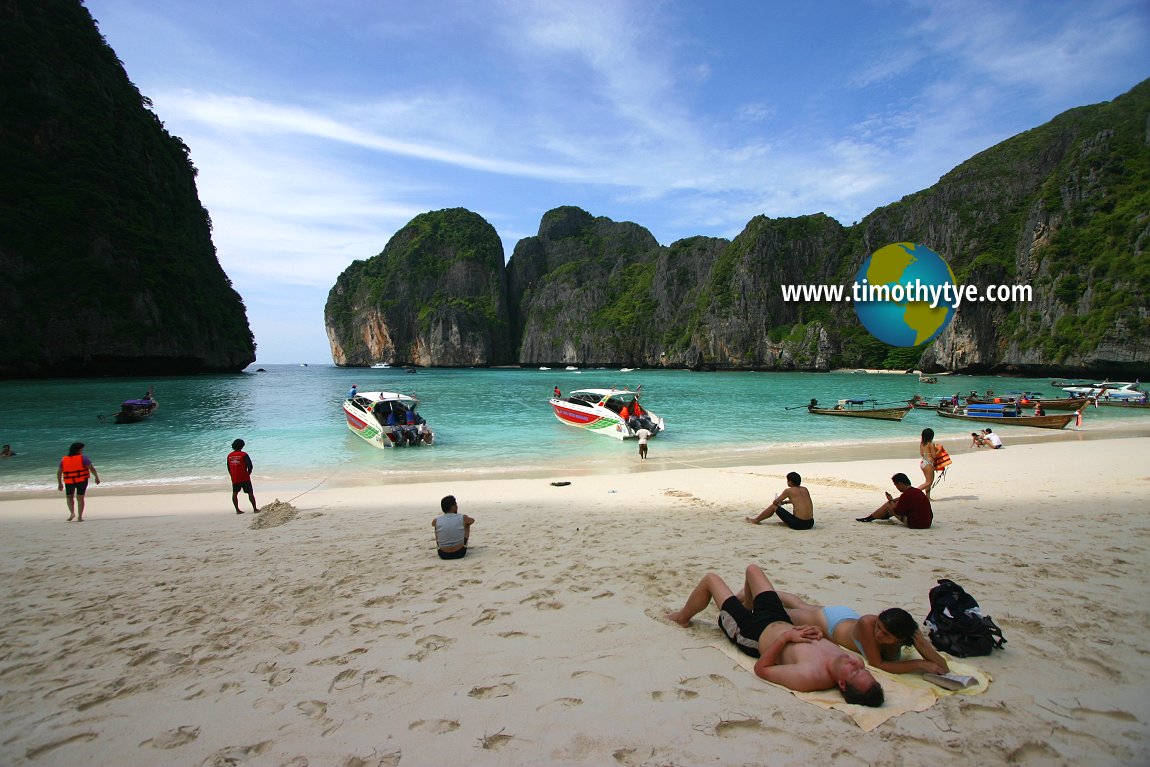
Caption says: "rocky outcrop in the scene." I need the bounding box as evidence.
[0,0,256,377]
[325,208,512,366]
[327,79,1149,376]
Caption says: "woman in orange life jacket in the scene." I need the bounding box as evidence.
[57,441,101,522]
[917,428,950,499]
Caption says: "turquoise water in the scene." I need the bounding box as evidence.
[0,365,1143,493]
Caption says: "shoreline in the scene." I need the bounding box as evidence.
[2,417,1146,500]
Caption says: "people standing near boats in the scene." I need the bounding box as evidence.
[1034,402,1046,417]
[553,386,561,399]
[745,472,814,529]
[636,427,652,459]
[347,383,358,399]
[227,439,258,515]
[57,441,100,522]
[433,495,474,560]
[856,473,933,528]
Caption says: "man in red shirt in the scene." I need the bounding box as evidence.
[856,473,932,529]
[227,439,258,514]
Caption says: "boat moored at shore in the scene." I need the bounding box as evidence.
[550,388,664,440]
[936,403,1076,429]
[806,398,912,421]
[343,391,434,448]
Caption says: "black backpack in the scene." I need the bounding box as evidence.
[923,579,1006,657]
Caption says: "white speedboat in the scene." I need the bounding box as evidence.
[549,388,665,440]
[343,391,434,448]
[370,362,391,369]
[1061,381,1143,400]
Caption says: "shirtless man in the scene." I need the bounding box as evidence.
[667,564,883,706]
[745,472,813,530]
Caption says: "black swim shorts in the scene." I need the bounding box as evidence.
[437,547,467,560]
[718,591,792,658]
[232,481,254,494]
[64,481,88,496]
[776,507,814,530]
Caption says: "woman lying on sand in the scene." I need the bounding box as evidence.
[777,591,950,676]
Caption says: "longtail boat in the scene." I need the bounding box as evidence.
[1094,399,1150,409]
[936,403,1075,429]
[965,394,1091,411]
[806,398,912,421]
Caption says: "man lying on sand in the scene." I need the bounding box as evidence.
[776,592,949,676]
[667,564,884,706]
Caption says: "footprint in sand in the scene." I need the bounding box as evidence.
[477,729,515,750]
[296,700,328,719]
[469,682,516,698]
[651,688,699,701]
[536,697,583,712]
[408,634,455,661]
[140,725,200,749]
[409,718,460,733]
[199,740,273,766]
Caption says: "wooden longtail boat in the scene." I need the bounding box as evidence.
[936,404,1075,429]
[806,398,912,421]
[965,395,1091,411]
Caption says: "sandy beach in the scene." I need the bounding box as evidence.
[2,436,1148,766]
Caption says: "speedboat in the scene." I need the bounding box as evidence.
[370,362,391,369]
[1061,381,1142,400]
[549,388,665,440]
[343,391,434,448]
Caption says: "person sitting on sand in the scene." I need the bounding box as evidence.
[970,432,988,448]
[433,495,475,560]
[667,564,884,706]
[982,428,1002,449]
[745,472,813,530]
[777,592,949,676]
[856,473,932,529]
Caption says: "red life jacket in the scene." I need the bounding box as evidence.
[227,450,251,483]
[60,454,89,484]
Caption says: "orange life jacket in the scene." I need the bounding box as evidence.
[933,445,952,471]
[60,454,89,484]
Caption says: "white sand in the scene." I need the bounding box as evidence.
[2,437,1149,766]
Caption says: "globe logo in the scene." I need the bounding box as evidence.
[853,243,956,347]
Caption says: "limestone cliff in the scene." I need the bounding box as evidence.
[327,80,1148,376]
[325,208,511,366]
[0,0,256,377]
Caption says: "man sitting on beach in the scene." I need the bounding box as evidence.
[745,472,813,529]
[667,564,884,706]
[432,495,475,560]
[856,473,932,528]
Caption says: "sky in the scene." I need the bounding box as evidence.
[80,0,1150,364]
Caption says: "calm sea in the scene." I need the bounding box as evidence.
[0,365,1143,494]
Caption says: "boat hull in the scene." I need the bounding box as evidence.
[936,407,1075,429]
[966,396,1089,411]
[114,401,158,424]
[1095,400,1150,408]
[807,406,911,421]
[549,398,664,440]
[342,393,432,449]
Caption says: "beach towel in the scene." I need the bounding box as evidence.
[707,642,990,731]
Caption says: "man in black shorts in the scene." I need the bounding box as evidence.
[668,564,883,706]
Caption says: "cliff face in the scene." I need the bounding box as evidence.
[327,80,1148,375]
[325,208,512,366]
[0,0,256,377]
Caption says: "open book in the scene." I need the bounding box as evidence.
[923,672,978,691]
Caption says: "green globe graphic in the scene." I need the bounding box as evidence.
[853,243,956,347]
